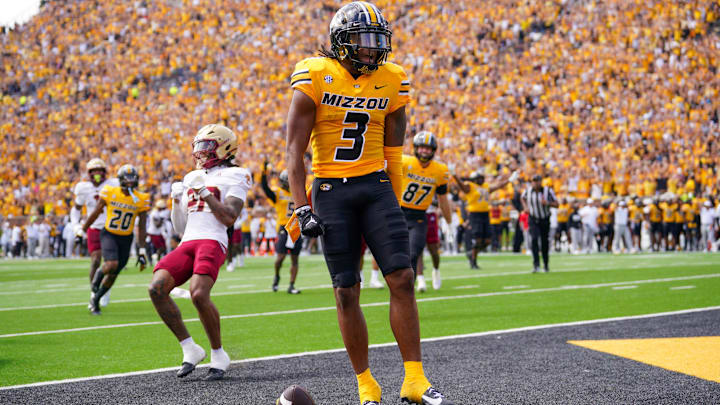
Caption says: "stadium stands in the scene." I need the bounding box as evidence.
[1,0,718,255]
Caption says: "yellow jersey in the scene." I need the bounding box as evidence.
[629,204,643,222]
[662,202,677,223]
[99,186,150,236]
[682,203,695,226]
[557,203,570,223]
[270,187,294,227]
[501,204,511,222]
[649,203,662,222]
[291,57,410,178]
[400,155,449,212]
[489,206,502,225]
[465,182,491,213]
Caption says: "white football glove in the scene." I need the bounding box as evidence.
[508,170,519,183]
[448,163,456,176]
[74,224,86,238]
[188,175,211,199]
[171,182,185,200]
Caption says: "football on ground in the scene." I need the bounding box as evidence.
[276,385,316,405]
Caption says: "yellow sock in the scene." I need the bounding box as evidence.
[400,361,431,402]
[356,368,382,404]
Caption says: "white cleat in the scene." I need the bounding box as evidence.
[417,277,427,293]
[227,263,235,272]
[369,279,384,289]
[432,269,442,290]
[99,289,111,307]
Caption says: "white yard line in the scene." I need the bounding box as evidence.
[669,285,696,290]
[2,273,718,338]
[1,305,718,391]
[611,286,638,290]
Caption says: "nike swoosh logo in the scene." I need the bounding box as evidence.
[422,395,443,405]
[374,85,387,89]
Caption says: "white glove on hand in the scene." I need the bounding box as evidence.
[448,163,456,176]
[508,170,519,183]
[189,175,211,199]
[74,224,86,238]
[171,182,185,200]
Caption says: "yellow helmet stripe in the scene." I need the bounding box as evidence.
[360,1,378,24]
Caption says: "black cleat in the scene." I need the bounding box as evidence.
[202,368,225,381]
[176,362,197,378]
[401,387,453,404]
[89,294,101,315]
[287,286,301,294]
[272,275,280,292]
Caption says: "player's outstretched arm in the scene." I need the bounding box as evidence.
[286,90,316,208]
[81,199,106,233]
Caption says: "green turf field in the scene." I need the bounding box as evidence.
[1,252,718,387]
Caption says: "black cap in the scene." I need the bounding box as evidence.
[532,175,542,182]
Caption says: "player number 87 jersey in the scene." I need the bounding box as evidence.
[290,57,410,178]
[400,155,449,212]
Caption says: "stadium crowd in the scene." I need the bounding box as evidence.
[1,0,719,259]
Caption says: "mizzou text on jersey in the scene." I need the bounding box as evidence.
[99,185,150,236]
[291,57,410,178]
[400,154,449,212]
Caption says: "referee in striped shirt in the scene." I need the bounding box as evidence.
[521,175,558,273]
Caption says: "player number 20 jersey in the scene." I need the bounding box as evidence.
[290,57,410,178]
[99,186,150,236]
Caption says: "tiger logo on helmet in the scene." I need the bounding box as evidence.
[117,164,139,189]
[412,131,437,163]
[192,124,238,170]
[328,2,392,75]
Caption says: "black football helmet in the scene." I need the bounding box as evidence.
[329,2,392,75]
[117,164,139,189]
[413,131,437,163]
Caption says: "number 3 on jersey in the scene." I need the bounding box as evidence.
[334,111,369,162]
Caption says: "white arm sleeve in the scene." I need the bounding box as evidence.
[70,206,82,225]
[171,202,187,235]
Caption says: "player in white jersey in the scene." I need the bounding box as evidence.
[148,124,251,382]
[71,158,119,307]
[226,207,247,271]
[147,200,171,260]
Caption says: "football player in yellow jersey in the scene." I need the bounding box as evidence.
[662,195,679,251]
[81,164,150,315]
[681,199,698,251]
[286,3,451,404]
[555,198,571,252]
[645,197,663,251]
[629,198,644,252]
[261,164,302,294]
[452,167,516,269]
[398,132,452,292]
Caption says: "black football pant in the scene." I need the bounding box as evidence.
[529,217,550,269]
